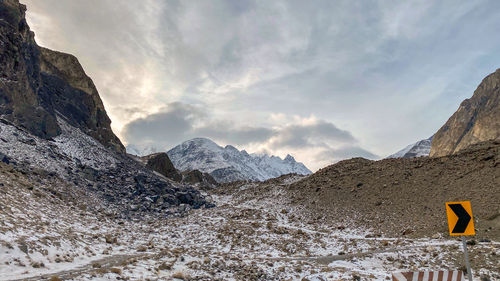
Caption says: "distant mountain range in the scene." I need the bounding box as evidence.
[126,144,160,157]
[127,138,311,183]
[387,136,433,159]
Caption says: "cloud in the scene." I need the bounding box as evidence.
[22,0,500,168]
[122,103,377,171]
[195,123,274,145]
[316,146,378,162]
[122,102,205,147]
[267,120,355,149]
[123,102,274,148]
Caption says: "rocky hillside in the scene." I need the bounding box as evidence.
[0,0,123,153]
[287,140,500,239]
[166,137,312,183]
[0,0,210,216]
[431,68,500,157]
[388,136,433,158]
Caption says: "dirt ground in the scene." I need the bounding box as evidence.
[285,140,500,239]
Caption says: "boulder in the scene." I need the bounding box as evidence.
[145,153,182,182]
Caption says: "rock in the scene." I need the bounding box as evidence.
[466,239,477,246]
[431,69,500,157]
[401,228,413,236]
[18,242,28,254]
[178,203,191,213]
[0,0,124,153]
[480,275,492,281]
[145,153,182,182]
[182,169,218,187]
[0,152,11,164]
[105,234,117,244]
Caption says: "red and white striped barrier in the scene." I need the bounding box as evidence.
[392,271,466,281]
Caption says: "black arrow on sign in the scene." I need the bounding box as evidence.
[449,204,471,233]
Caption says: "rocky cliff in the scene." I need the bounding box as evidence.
[0,0,124,153]
[0,0,211,216]
[430,69,500,157]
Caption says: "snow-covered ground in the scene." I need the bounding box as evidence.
[0,116,119,176]
[1,171,498,281]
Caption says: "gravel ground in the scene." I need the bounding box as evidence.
[1,166,498,280]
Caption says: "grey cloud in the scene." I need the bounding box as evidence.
[23,0,500,166]
[123,102,377,171]
[122,102,274,149]
[122,102,205,147]
[195,123,274,145]
[316,146,379,163]
[270,121,355,149]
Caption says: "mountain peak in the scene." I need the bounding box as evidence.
[387,136,433,159]
[430,68,500,157]
[167,138,311,183]
[224,144,239,152]
[188,137,216,143]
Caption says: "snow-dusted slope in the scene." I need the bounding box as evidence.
[166,138,311,183]
[387,136,433,158]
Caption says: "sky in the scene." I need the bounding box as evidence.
[21,0,500,171]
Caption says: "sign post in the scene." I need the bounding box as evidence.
[461,237,472,281]
[445,201,475,281]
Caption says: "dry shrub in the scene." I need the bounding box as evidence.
[110,267,122,275]
[172,271,190,280]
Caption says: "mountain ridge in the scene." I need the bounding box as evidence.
[161,137,312,183]
[430,68,500,156]
[387,136,433,158]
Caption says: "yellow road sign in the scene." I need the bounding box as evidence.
[445,201,475,236]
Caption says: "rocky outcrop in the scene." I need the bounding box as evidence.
[39,47,124,153]
[145,153,182,182]
[0,0,124,153]
[182,169,219,187]
[430,69,500,157]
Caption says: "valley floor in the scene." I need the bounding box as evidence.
[1,174,498,281]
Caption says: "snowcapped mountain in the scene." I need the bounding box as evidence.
[387,136,433,158]
[126,144,161,156]
[166,138,312,183]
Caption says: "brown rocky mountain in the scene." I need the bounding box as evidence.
[0,0,124,153]
[217,140,499,239]
[430,68,500,157]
